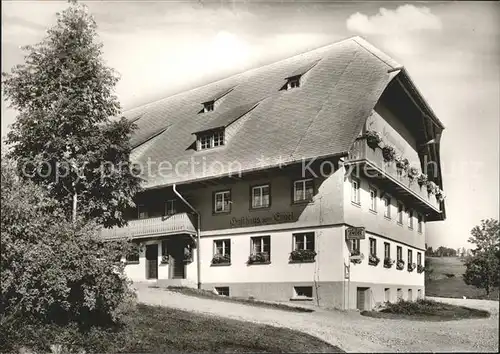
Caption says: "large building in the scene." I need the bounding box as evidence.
[101,36,446,310]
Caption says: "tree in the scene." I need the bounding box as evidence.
[2,1,141,228]
[0,155,135,350]
[463,219,500,296]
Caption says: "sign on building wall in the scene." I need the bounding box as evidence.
[230,212,296,228]
[345,226,365,240]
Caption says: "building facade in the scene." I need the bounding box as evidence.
[101,36,446,310]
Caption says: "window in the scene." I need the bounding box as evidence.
[417,289,422,299]
[408,209,413,229]
[397,202,404,224]
[161,240,168,257]
[397,246,402,261]
[293,178,314,203]
[293,286,313,299]
[126,244,140,264]
[198,130,225,150]
[214,239,231,258]
[202,100,214,113]
[351,178,360,204]
[215,287,229,296]
[214,190,231,213]
[251,184,270,209]
[417,252,422,266]
[384,196,391,218]
[138,205,148,219]
[350,239,360,253]
[408,289,413,301]
[293,232,315,251]
[397,288,403,300]
[384,288,390,302]
[281,75,301,90]
[369,187,377,212]
[384,242,390,259]
[369,238,377,256]
[408,249,413,264]
[165,200,176,216]
[418,214,423,233]
[251,236,271,260]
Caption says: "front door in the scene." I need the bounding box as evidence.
[145,244,158,279]
[168,241,186,279]
[356,287,370,310]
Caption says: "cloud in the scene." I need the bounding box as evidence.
[346,4,442,35]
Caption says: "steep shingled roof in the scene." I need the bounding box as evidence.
[125,36,422,189]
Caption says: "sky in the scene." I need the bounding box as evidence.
[1,0,499,249]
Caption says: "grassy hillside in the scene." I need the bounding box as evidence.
[425,256,499,300]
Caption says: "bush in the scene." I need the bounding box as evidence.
[0,158,135,350]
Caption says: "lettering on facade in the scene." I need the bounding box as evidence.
[345,226,366,240]
[230,212,295,228]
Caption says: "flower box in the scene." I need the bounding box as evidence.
[368,254,380,266]
[160,255,169,264]
[212,254,231,265]
[289,249,317,263]
[417,264,425,273]
[396,260,405,270]
[350,250,363,264]
[383,258,395,268]
[248,252,270,264]
[407,263,416,272]
[365,130,382,149]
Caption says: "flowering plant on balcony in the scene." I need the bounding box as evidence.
[407,166,420,182]
[435,188,445,202]
[382,145,396,162]
[395,157,409,172]
[212,253,231,265]
[350,249,363,264]
[248,252,270,264]
[183,248,193,263]
[426,181,437,195]
[365,130,382,149]
[368,254,380,266]
[161,255,169,264]
[396,259,405,270]
[384,258,395,268]
[407,262,417,272]
[290,249,317,262]
[417,173,428,187]
[417,264,425,273]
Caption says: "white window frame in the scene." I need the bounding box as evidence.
[203,100,214,113]
[397,246,402,261]
[198,130,225,150]
[251,184,270,209]
[408,209,414,229]
[417,252,422,266]
[251,236,271,256]
[369,237,377,256]
[350,239,360,253]
[293,178,314,203]
[408,249,413,264]
[165,199,176,216]
[417,213,423,233]
[397,202,404,224]
[214,190,231,213]
[383,196,391,218]
[351,178,360,205]
[286,76,301,90]
[384,242,390,259]
[293,232,315,251]
[369,186,377,212]
[214,239,231,257]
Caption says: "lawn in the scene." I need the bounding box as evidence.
[360,299,490,321]
[2,304,342,353]
[164,286,315,313]
[426,257,500,300]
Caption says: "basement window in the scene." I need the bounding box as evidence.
[215,287,230,296]
[293,286,313,300]
[281,75,301,91]
[198,129,225,150]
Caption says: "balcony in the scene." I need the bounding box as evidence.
[100,212,197,240]
[346,137,443,219]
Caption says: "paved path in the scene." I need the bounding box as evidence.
[135,285,499,353]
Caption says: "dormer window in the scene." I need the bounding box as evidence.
[198,129,225,150]
[203,100,215,113]
[281,75,301,91]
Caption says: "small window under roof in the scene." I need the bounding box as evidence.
[199,87,234,114]
[280,59,320,91]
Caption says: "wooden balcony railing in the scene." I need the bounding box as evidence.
[346,137,441,211]
[100,212,197,240]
